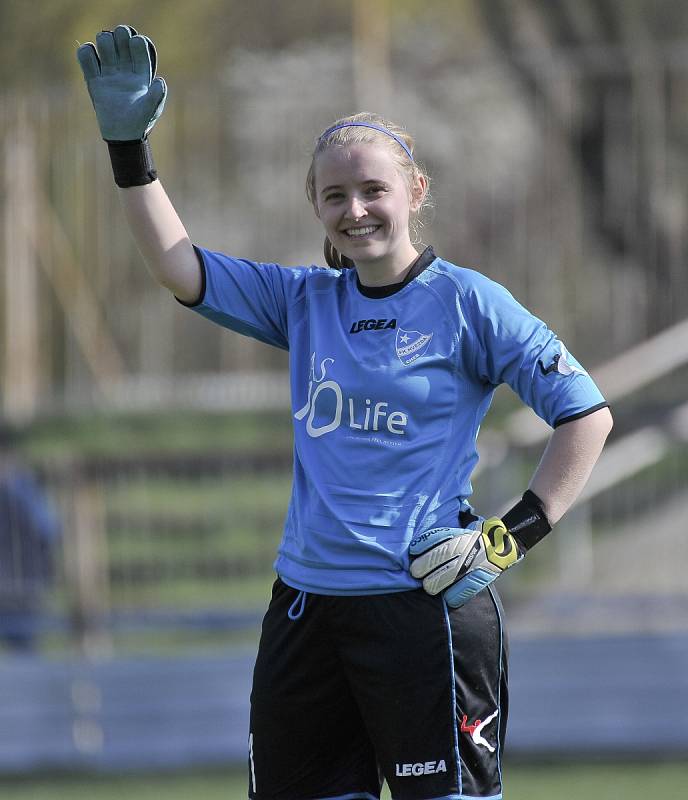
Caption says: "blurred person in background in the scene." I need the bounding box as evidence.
[77,25,613,800]
[0,424,61,653]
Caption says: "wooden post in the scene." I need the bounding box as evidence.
[352,0,392,113]
[64,468,112,657]
[3,101,40,420]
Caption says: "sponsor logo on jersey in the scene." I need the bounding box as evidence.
[395,328,434,365]
[461,709,499,753]
[395,759,447,776]
[349,318,397,334]
[539,342,587,377]
[294,353,409,439]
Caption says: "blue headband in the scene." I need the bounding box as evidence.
[318,122,414,161]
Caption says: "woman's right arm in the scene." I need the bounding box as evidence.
[77,26,200,301]
[118,182,201,303]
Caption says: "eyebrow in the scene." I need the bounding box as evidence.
[319,179,388,196]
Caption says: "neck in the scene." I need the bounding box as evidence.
[354,243,420,287]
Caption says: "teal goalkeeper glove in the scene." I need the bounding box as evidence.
[77,24,167,142]
[409,491,551,608]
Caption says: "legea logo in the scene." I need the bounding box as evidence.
[294,353,408,439]
[395,759,447,776]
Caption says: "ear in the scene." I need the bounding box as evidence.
[409,173,428,213]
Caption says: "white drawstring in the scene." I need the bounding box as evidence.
[287,589,307,620]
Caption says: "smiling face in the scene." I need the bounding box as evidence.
[313,143,426,283]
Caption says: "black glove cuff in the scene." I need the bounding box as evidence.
[502,489,552,552]
[106,139,158,188]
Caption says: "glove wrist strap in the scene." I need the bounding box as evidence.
[502,489,552,552]
[106,139,158,188]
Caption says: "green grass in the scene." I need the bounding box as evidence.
[104,474,293,516]
[101,474,290,612]
[2,761,687,800]
[104,474,292,562]
[108,573,278,610]
[504,760,688,799]
[46,470,293,619]
[20,410,295,631]
[21,410,294,459]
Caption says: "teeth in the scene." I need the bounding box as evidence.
[346,226,379,237]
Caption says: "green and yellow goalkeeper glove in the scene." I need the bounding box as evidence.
[409,491,551,608]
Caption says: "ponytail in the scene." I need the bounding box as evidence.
[324,237,355,270]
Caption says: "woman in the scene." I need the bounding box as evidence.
[78,26,613,800]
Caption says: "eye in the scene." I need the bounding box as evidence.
[366,184,386,196]
[324,191,344,202]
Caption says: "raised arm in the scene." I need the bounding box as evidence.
[76,24,201,302]
[117,182,200,302]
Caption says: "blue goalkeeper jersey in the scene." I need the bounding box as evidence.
[183,246,607,595]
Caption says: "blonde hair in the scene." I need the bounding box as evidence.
[306,112,432,268]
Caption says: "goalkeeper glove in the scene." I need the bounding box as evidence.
[409,490,551,608]
[77,25,167,187]
[77,24,166,142]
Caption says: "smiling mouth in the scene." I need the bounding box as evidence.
[343,225,382,238]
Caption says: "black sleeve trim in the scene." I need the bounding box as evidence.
[554,402,610,428]
[175,245,207,308]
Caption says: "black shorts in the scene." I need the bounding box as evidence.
[249,579,508,800]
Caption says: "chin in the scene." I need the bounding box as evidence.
[340,239,387,259]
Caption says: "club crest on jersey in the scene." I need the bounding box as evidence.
[395,328,433,366]
[539,342,587,377]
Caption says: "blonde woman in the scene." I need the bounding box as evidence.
[78,26,612,800]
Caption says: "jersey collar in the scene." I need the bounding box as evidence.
[355,246,436,299]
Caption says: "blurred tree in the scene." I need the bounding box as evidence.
[1,0,686,408]
[0,0,354,87]
[3,0,687,90]
[473,0,688,333]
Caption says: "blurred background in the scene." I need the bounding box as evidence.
[1,0,687,798]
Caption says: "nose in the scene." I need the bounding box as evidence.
[344,195,367,220]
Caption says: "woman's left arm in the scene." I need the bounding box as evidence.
[409,405,613,608]
[528,406,614,525]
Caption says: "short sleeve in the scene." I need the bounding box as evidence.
[178,246,306,350]
[465,276,607,427]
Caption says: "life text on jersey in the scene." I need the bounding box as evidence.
[294,353,408,439]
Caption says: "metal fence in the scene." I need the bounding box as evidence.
[2,316,687,656]
[3,633,688,771]
[1,430,687,770]
[1,449,292,656]
[1,419,684,656]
